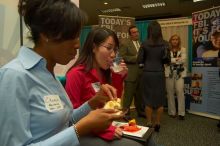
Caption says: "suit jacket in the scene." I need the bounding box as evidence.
[119,39,142,82]
[137,40,170,72]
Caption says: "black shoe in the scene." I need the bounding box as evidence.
[179,115,185,120]
[154,124,160,132]
[217,121,220,128]
[169,114,176,118]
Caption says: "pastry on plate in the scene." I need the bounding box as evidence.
[104,98,122,115]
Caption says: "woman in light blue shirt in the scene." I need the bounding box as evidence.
[0,0,129,146]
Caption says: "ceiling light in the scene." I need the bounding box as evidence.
[142,2,166,9]
[193,0,205,2]
[104,2,108,5]
[99,8,122,13]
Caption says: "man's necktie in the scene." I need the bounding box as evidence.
[135,41,140,51]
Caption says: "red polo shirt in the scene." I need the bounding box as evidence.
[65,64,125,140]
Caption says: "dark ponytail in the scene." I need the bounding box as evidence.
[18,0,87,44]
[147,20,163,44]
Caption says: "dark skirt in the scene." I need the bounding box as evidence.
[141,71,166,108]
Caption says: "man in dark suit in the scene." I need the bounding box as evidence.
[119,25,145,117]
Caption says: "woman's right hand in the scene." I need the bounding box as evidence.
[88,84,117,109]
[117,60,128,77]
[75,108,123,137]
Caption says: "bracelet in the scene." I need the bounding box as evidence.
[73,124,80,140]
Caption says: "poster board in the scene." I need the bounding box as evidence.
[98,15,135,44]
[191,6,220,118]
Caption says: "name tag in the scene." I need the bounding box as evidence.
[44,95,64,112]
[91,82,100,92]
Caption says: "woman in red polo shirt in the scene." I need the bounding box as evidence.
[65,27,127,141]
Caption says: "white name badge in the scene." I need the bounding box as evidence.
[91,82,101,92]
[44,95,64,112]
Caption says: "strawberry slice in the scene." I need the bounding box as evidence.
[120,125,141,132]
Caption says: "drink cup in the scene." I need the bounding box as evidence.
[111,57,123,73]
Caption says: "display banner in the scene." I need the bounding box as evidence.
[191,6,220,118]
[159,18,192,27]
[158,18,190,66]
[98,15,135,43]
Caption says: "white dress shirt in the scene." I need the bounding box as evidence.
[132,40,140,52]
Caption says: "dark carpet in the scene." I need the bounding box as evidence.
[130,109,220,146]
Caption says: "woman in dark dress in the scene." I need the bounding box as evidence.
[137,21,170,132]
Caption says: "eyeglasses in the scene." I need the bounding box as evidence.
[100,44,118,53]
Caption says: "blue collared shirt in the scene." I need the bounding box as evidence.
[0,46,91,146]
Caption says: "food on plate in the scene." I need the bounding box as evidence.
[103,98,122,115]
[128,119,136,126]
[103,98,121,110]
[119,119,141,132]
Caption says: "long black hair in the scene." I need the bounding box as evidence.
[18,0,87,44]
[147,20,163,45]
[70,27,119,83]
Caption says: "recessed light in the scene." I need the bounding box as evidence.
[193,0,205,2]
[99,8,122,13]
[142,2,166,9]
